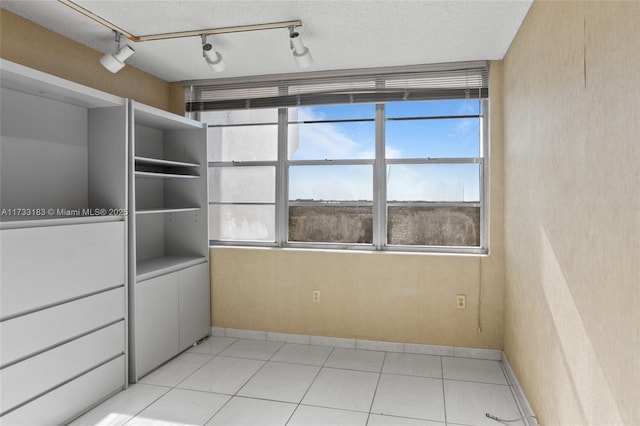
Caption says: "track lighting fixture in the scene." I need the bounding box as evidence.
[60,0,313,73]
[100,31,135,73]
[201,35,226,72]
[289,26,313,68]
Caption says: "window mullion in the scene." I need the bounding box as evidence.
[373,103,386,250]
[276,107,288,247]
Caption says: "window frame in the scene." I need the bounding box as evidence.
[205,99,488,254]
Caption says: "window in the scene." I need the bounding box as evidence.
[288,104,375,244]
[207,109,278,242]
[194,61,489,252]
[385,100,482,247]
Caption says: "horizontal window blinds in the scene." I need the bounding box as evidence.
[185,61,489,112]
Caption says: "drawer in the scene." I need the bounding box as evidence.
[0,321,124,413]
[0,287,125,367]
[0,355,125,426]
[0,221,125,319]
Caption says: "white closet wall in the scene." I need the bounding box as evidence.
[0,60,128,425]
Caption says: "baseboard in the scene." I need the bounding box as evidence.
[501,352,539,426]
[210,327,502,361]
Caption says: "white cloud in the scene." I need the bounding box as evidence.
[290,107,377,160]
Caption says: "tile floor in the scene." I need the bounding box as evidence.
[69,337,526,426]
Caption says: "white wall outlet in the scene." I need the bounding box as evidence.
[456,294,466,309]
[312,290,320,303]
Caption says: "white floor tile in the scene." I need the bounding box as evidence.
[219,338,284,360]
[288,405,368,426]
[382,353,442,378]
[139,353,213,387]
[371,374,445,422]
[325,348,386,372]
[177,356,264,395]
[205,396,296,426]
[68,384,169,426]
[367,414,445,426]
[302,367,380,412]
[444,380,523,426]
[442,357,507,385]
[271,343,333,366]
[126,389,229,426]
[237,361,320,403]
[187,336,237,355]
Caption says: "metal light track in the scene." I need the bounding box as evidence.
[57,0,302,42]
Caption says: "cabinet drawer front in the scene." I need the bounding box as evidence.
[0,355,125,426]
[0,221,125,319]
[0,321,124,413]
[0,287,125,367]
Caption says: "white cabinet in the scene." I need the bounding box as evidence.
[128,101,210,382]
[133,263,210,377]
[0,60,127,424]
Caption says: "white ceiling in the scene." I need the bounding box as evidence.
[1,0,533,83]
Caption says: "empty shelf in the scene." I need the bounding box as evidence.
[136,207,201,215]
[135,156,199,168]
[137,256,208,281]
[135,171,199,179]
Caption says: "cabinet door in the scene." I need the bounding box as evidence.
[178,263,210,351]
[134,273,179,378]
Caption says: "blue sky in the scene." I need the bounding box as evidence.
[288,100,482,202]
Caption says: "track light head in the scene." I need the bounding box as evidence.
[289,27,312,68]
[100,32,135,73]
[100,45,135,73]
[202,34,226,72]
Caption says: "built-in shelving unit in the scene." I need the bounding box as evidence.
[0,60,128,425]
[128,101,210,382]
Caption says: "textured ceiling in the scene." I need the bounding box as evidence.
[1,0,533,83]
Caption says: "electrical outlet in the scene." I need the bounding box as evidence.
[456,294,466,309]
[312,290,320,303]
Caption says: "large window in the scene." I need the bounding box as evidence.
[195,61,489,252]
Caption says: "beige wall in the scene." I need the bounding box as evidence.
[0,9,184,115]
[210,62,506,350]
[502,1,640,425]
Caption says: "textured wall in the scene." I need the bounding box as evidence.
[210,246,505,348]
[502,1,640,424]
[210,62,505,350]
[0,9,183,115]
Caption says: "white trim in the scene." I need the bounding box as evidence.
[356,340,403,353]
[403,343,454,357]
[310,336,356,349]
[266,332,310,344]
[454,346,502,361]
[224,328,266,340]
[501,352,539,426]
[211,327,503,360]
[211,327,226,337]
